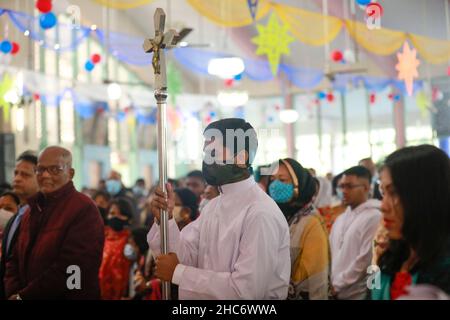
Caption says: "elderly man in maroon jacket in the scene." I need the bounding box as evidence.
[4,146,104,300]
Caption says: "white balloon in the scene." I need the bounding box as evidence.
[344,49,356,63]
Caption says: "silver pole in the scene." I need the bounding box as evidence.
[155,88,171,300]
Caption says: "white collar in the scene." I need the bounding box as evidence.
[219,176,256,196]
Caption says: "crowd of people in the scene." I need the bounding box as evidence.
[0,117,449,300]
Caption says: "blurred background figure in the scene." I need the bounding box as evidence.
[185,170,206,203]
[173,188,199,230]
[199,185,220,212]
[99,197,135,300]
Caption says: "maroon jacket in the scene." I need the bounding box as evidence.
[4,181,104,299]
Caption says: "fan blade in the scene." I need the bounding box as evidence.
[172,28,193,45]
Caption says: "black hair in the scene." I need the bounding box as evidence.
[174,188,199,221]
[135,178,145,185]
[17,150,38,166]
[379,145,450,274]
[0,191,20,206]
[93,190,111,202]
[131,227,150,255]
[110,197,135,221]
[342,165,372,183]
[331,172,343,196]
[186,170,205,182]
[204,118,258,166]
[168,178,179,188]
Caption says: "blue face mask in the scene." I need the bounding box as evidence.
[106,179,122,196]
[269,180,294,203]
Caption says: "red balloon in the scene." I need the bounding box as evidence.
[447,66,450,77]
[388,93,394,100]
[11,42,20,55]
[327,93,335,102]
[331,50,343,62]
[224,79,234,87]
[33,93,40,101]
[91,53,101,64]
[36,0,52,13]
[369,93,376,104]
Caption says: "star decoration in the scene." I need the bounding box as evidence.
[395,42,420,96]
[0,73,14,121]
[251,13,295,76]
[415,91,431,117]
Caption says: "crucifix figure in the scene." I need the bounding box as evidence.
[142,8,179,301]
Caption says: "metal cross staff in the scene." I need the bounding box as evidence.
[143,8,178,301]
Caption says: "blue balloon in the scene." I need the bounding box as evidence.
[394,94,401,102]
[317,91,327,100]
[0,40,12,54]
[209,111,216,117]
[234,73,243,81]
[356,0,371,5]
[85,61,95,72]
[39,12,57,30]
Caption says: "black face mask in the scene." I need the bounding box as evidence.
[107,217,129,232]
[202,161,250,186]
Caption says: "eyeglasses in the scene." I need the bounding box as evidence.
[337,183,365,191]
[35,165,66,176]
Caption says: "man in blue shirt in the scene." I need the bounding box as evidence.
[0,151,39,300]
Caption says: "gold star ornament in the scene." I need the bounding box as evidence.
[395,42,420,96]
[251,12,295,76]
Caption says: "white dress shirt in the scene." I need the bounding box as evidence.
[329,199,381,300]
[147,176,291,300]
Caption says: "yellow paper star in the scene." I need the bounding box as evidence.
[395,42,420,96]
[415,91,431,117]
[251,13,295,76]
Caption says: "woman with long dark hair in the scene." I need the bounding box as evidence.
[372,145,450,299]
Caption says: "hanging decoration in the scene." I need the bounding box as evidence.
[11,42,19,55]
[317,91,327,100]
[369,93,376,104]
[326,92,335,103]
[91,53,101,64]
[330,50,343,62]
[251,12,295,76]
[39,12,57,29]
[84,60,95,72]
[356,0,371,6]
[224,78,234,87]
[247,0,259,21]
[415,91,431,117]
[36,0,52,13]
[92,0,155,10]
[0,40,12,54]
[343,49,356,63]
[0,73,15,121]
[395,42,420,96]
[432,88,444,102]
[84,53,101,72]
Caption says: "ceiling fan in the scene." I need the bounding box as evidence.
[324,62,368,82]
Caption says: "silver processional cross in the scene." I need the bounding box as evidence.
[143,8,178,301]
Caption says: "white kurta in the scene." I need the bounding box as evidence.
[329,199,381,300]
[147,176,291,300]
